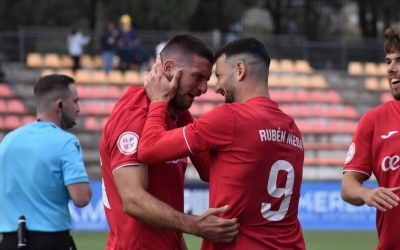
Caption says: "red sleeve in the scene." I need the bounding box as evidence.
[107,104,147,172]
[176,110,194,127]
[343,113,374,178]
[138,102,234,165]
[190,151,210,182]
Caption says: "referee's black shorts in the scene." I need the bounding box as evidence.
[0,230,77,250]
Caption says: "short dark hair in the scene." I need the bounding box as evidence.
[384,26,400,54]
[34,74,75,110]
[215,37,271,69]
[160,34,215,66]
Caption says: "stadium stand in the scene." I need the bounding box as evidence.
[0,55,379,181]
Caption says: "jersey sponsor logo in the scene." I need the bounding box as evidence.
[381,131,398,139]
[117,132,139,155]
[344,143,355,164]
[381,155,400,171]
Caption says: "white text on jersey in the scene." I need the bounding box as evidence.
[259,128,303,151]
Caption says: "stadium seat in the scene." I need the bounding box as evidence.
[189,103,202,117]
[92,70,107,84]
[21,115,36,125]
[295,120,309,133]
[84,116,100,131]
[26,53,43,68]
[208,74,218,87]
[310,104,325,117]
[365,77,379,91]
[4,115,22,129]
[343,105,358,118]
[280,89,294,103]
[279,59,295,72]
[43,53,61,68]
[60,55,74,68]
[279,104,293,116]
[294,60,314,74]
[348,61,364,75]
[309,74,327,88]
[326,90,343,103]
[107,85,121,98]
[58,69,75,78]
[295,89,310,102]
[124,71,140,85]
[295,75,310,88]
[89,86,106,98]
[0,99,6,113]
[85,101,104,115]
[7,99,27,114]
[379,78,391,91]
[74,69,92,84]
[280,74,294,87]
[76,85,89,98]
[326,105,342,118]
[268,74,279,88]
[105,101,116,114]
[326,120,341,133]
[0,84,13,97]
[93,55,103,69]
[310,90,326,103]
[296,105,310,117]
[107,70,123,84]
[81,55,94,68]
[269,89,277,100]
[343,121,358,133]
[269,59,279,72]
[364,62,380,76]
[41,68,56,77]
[378,63,387,76]
[310,121,326,133]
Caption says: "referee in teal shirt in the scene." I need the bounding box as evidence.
[0,74,92,250]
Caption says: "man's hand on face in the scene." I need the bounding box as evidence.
[144,55,182,104]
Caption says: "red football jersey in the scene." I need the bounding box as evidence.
[344,100,400,250]
[139,97,306,250]
[100,86,187,250]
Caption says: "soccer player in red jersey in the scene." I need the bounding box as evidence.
[138,37,306,249]
[341,27,400,250]
[100,34,239,250]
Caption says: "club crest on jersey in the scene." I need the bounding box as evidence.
[345,143,355,164]
[117,132,139,155]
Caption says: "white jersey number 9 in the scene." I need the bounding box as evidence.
[261,160,294,221]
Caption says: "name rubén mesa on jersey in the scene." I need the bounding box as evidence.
[259,128,303,151]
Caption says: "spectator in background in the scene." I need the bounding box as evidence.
[130,38,151,72]
[341,26,400,250]
[0,74,92,250]
[67,28,90,72]
[116,14,136,72]
[101,22,118,74]
[138,37,306,249]
[155,40,167,56]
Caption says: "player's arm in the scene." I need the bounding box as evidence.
[341,171,400,212]
[176,109,210,182]
[114,164,239,243]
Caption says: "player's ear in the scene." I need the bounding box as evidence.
[163,60,174,80]
[236,61,246,81]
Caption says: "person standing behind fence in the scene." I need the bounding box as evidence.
[101,23,118,74]
[341,26,400,250]
[116,14,136,72]
[0,74,92,250]
[67,28,90,72]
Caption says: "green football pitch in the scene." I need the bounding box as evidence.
[1,231,378,249]
[70,231,377,250]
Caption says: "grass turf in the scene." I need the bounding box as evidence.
[2,231,378,250]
